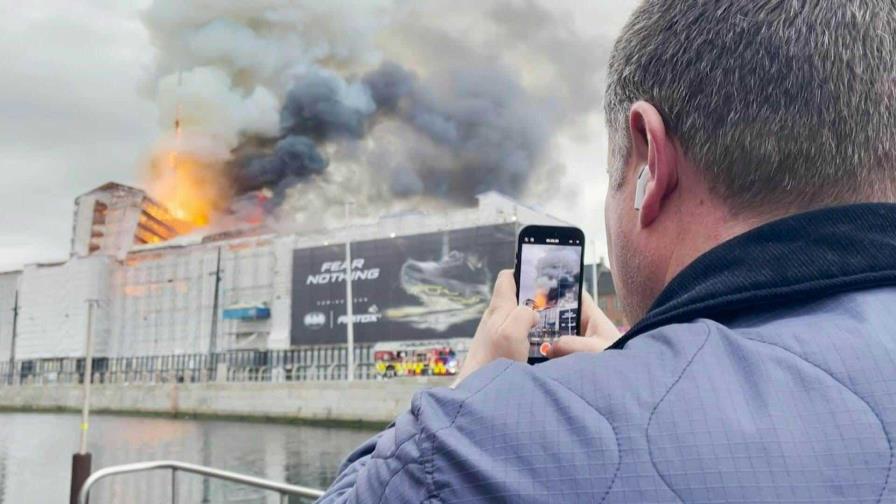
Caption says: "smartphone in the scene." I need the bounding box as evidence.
[514,225,585,364]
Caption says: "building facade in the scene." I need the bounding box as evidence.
[0,184,575,361]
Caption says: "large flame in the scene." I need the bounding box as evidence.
[146,152,228,228]
[534,289,549,310]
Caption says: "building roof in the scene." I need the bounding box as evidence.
[79,182,146,198]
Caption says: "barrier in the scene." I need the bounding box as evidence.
[0,344,378,386]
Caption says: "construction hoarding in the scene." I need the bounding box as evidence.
[291,224,517,345]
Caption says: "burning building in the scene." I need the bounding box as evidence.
[0,1,617,366]
[71,182,198,259]
[0,183,569,362]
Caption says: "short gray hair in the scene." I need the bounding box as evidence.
[605,0,896,213]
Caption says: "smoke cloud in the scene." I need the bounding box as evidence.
[536,248,580,285]
[141,0,613,225]
[534,247,580,307]
[281,68,375,140]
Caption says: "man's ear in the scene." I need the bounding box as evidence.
[628,101,678,227]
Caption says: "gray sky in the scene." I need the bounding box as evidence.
[0,0,638,272]
[0,0,156,270]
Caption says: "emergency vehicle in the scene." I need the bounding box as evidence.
[373,339,470,378]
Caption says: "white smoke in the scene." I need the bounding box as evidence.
[156,67,278,155]
[144,0,385,83]
[143,0,385,162]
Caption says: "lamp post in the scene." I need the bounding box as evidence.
[70,299,97,504]
[344,201,355,381]
[7,290,18,385]
[208,247,222,356]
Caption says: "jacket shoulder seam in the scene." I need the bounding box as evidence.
[423,360,514,503]
[740,332,894,503]
[541,373,622,504]
[373,433,423,504]
[646,322,712,503]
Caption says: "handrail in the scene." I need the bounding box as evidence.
[78,459,324,504]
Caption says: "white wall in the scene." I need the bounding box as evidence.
[16,256,112,359]
[219,239,276,351]
[106,237,277,357]
[267,237,295,350]
[70,194,96,258]
[108,245,216,356]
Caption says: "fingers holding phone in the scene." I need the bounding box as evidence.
[452,270,537,387]
[452,227,615,387]
[514,225,586,364]
[546,291,621,359]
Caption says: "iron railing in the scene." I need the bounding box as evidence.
[0,344,378,386]
[78,460,325,504]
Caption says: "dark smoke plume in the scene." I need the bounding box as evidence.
[235,136,327,190]
[363,62,416,112]
[280,70,373,140]
[231,60,554,205]
[144,0,619,225]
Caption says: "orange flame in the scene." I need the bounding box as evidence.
[534,289,549,310]
[146,152,229,228]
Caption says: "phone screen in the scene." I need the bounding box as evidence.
[517,228,584,360]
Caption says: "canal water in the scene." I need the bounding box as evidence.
[0,412,379,503]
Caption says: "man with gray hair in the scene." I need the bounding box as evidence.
[319,2,896,502]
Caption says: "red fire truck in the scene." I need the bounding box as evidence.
[373,339,469,378]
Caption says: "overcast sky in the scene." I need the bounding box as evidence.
[0,0,638,272]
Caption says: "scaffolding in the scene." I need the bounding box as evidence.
[7,183,570,360]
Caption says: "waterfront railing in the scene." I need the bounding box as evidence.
[0,344,383,386]
[78,459,324,504]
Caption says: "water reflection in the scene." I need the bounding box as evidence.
[0,412,378,503]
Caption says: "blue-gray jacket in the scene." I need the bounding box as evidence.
[319,204,896,503]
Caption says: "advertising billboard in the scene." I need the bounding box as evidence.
[291,224,517,345]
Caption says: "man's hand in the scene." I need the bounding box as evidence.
[452,270,537,387]
[451,271,623,387]
[546,291,621,358]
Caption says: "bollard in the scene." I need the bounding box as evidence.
[70,452,92,504]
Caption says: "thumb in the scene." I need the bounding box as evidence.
[546,335,607,359]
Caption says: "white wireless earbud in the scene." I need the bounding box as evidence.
[634,165,649,210]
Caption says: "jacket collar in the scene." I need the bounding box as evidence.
[610,203,896,349]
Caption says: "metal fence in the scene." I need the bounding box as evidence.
[0,344,377,386]
[78,460,325,504]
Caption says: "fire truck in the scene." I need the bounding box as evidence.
[373,339,469,378]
